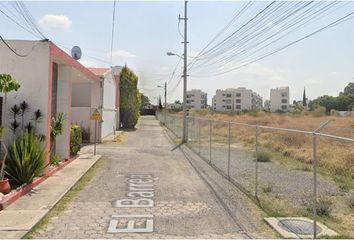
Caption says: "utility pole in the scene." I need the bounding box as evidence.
[180,0,188,143]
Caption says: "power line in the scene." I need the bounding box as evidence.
[0,35,40,57]
[0,7,41,39]
[191,11,354,78]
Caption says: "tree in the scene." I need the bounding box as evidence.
[140,93,151,110]
[119,66,141,128]
[343,82,354,95]
[0,74,21,182]
[158,96,163,110]
[303,87,307,107]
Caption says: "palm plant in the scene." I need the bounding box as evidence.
[10,120,20,135]
[19,101,29,130]
[0,74,20,182]
[5,131,45,185]
[9,105,21,135]
[50,112,65,153]
[33,109,43,130]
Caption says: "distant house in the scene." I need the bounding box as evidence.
[212,88,263,112]
[0,39,120,161]
[186,89,207,110]
[270,87,290,112]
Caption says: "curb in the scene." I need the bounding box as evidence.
[0,155,79,211]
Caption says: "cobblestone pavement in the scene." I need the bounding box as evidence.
[36,116,272,239]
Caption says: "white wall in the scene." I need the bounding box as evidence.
[101,71,117,139]
[0,40,50,141]
[270,87,290,112]
[72,83,91,107]
[55,65,71,159]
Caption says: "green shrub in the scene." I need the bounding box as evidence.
[119,66,141,129]
[256,151,271,162]
[50,154,62,166]
[5,131,45,185]
[70,125,82,156]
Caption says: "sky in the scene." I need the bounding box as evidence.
[1,1,354,105]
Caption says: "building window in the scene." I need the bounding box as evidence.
[281,105,287,110]
[236,99,241,103]
[236,105,241,109]
[281,99,287,103]
[222,99,226,102]
[226,94,232,98]
[222,94,226,96]
[222,105,226,108]
[226,99,231,104]
[236,93,241,97]
[281,92,287,97]
[226,106,232,109]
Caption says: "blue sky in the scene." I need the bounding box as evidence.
[1,1,354,105]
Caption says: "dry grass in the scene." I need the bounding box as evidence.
[190,110,354,188]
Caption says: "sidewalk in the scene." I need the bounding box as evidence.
[0,153,101,238]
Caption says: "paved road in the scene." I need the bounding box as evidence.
[36,116,272,239]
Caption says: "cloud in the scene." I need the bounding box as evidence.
[111,50,136,58]
[38,15,72,32]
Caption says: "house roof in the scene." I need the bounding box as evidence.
[89,68,110,77]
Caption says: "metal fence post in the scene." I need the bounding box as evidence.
[311,119,332,239]
[312,132,318,239]
[227,121,231,179]
[255,125,259,199]
[209,120,212,164]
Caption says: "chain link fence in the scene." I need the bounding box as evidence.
[156,111,354,238]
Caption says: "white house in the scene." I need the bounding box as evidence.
[186,89,207,110]
[270,87,290,112]
[0,39,120,163]
[212,88,263,112]
[71,67,121,143]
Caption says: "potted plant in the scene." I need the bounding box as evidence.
[0,74,21,194]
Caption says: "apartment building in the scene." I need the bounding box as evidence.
[270,86,290,112]
[186,89,207,110]
[212,88,263,112]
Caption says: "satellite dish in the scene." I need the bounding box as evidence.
[71,46,82,60]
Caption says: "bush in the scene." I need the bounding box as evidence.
[70,125,82,156]
[119,66,141,129]
[348,193,354,209]
[312,106,326,117]
[50,154,62,166]
[256,151,271,162]
[304,196,332,217]
[5,131,45,185]
[330,109,340,116]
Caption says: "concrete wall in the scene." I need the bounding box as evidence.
[55,65,72,159]
[72,83,91,107]
[0,40,50,141]
[101,71,117,139]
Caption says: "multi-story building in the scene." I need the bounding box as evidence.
[212,88,263,112]
[270,86,290,112]
[186,89,207,110]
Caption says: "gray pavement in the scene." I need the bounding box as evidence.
[0,153,101,239]
[35,116,274,239]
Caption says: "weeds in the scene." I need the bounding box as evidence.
[256,151,271,162]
